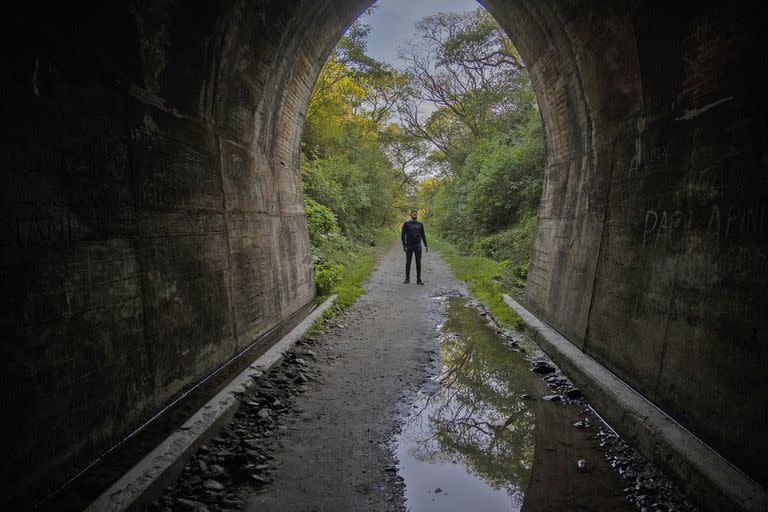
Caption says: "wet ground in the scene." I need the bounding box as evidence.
[150,245,696,512]
[393,296,633,512]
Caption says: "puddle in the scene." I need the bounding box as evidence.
[394,297,632,512]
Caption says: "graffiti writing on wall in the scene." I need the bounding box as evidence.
[642,203,767,254]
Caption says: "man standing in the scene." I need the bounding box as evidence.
[401,209,428,285]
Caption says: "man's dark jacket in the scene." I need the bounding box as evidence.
[401,220,428,248]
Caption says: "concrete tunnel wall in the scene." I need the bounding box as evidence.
[0,0,766,501]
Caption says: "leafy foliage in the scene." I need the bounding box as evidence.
[302,19,406,296]
[402,9,544,273]
[302,7,545,300]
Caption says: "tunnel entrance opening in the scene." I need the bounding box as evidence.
[2,1,766,510]
[300,0,545,323]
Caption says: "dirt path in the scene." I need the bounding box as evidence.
[152,241,694,512]
[241,243,463,511]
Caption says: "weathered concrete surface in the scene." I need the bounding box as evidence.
[505,294,768,512]
[85,295,336,512]
[492,1,768,489]
[1,0,766,505]
[1,2,319,503]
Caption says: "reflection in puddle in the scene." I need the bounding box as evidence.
[394,297,634,512]
[395,297,537,512]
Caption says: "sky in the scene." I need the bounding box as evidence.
[363,0,482,65]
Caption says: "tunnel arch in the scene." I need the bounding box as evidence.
[274,1,768,495]
[2,1,766,508]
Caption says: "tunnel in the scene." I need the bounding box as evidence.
[2,0,766,509]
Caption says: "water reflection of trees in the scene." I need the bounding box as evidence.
[406,299,536,496]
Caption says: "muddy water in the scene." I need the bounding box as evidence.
[394,297,632,512]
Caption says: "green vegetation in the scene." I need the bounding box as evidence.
[431,239,522,329]
[302,20,407,314]
[405,9,544,278]
[400,9,543,322]
[302,7,544,327]
[309,230,397,334]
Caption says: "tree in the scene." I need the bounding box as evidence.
[401,8,544,268]
[381,124,429,188]
[397,8,527,157]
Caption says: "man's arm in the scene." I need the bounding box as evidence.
[401,222,407,248]
[420,223,428,251]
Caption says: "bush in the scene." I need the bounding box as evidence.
[313,260,343,295]
[305,197,340,246]
[474,212,538,264]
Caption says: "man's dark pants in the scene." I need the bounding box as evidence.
[405,244,422,281]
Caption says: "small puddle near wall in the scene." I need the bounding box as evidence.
[393,297,632,512]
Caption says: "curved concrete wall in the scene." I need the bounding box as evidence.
[492,1,768,487]
[1,1,319,499]
[1,0,765,502]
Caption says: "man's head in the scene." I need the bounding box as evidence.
[410,209,418,221]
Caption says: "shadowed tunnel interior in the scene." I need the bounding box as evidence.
[1,0,766,509]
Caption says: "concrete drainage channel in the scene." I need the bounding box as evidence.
[503,294,768,512]
[85,295,337,512]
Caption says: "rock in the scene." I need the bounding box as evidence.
[245,448,264,460]
[235,463,256,478]
[208,464,227,476]
[250,474,271,485]
[203,479,224,491]
[574,419,589,429]
[294,373,308,384]
[223,453,249,469]
[543,394,562,402]
[565,388,582,399]
[258,408,271,419]
[520,393,533,400]
[577,459,590,472]
[369,240,376,246]
[242,439,260,450]
[531,361,555,374]
[176,498,210,512]
[198,460,208,473]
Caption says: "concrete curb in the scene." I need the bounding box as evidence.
[86,295,337,512]
[503,294,767,512]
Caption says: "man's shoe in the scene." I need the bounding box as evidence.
[417,280,424,285]
[403,279,410,284]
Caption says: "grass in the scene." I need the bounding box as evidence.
[309,229,398,333]
[431,238,524,329]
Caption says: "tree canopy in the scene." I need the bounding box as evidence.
[302,7,544,295]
